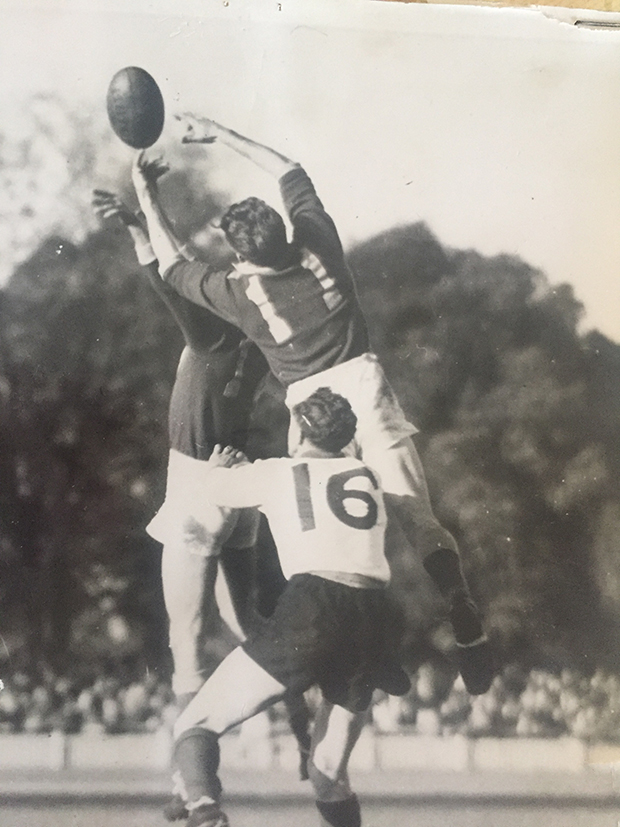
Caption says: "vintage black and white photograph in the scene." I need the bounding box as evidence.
[1,0,620,824]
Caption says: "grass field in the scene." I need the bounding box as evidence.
[2,801,618,827]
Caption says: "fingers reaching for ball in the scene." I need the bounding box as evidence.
[133,150,169,182]
[92,189,122,217]
[141,155,170,183]
[175,113,219,144]
[92,189,138,226]
[131,151,170,198]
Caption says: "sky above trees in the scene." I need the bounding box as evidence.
[1,0,619,341]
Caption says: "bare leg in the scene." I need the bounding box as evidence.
[174,646,286,738]
[161,543,220,697]
[171,648,286,825]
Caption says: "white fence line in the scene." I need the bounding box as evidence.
[0,730,606,774]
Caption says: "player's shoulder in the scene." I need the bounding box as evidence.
[327,455,384,485]
[248,456,294,473]
[330,455,368,468]
[304,455,371,475]
[166,256,230,287]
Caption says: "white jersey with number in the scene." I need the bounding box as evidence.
[202,456,389,583]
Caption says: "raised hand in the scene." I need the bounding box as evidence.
[131,150,170,196]
[175,113,220,144]
[140,153,170,185]
[92,190,139,226]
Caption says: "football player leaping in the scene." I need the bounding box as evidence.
[132,119,494,696]
[170,388,412,827]
[92,173,267,702]
[91,180,312,813]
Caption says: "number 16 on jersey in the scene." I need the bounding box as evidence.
[292,463,381,532]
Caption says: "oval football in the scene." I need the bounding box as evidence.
[106,67,165,149]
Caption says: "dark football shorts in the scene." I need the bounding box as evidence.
[242,573,410,713]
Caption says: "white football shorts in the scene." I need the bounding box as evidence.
[147,449,259,555]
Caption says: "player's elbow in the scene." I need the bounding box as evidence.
[278,161,303,182]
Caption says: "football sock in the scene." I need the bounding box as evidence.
[424,548,488,648]
[450,595,485,645]
[315,795,361,827]
[423,547,468,600]
[173,727,222,804]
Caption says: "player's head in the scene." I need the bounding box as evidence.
[220,197,288,267]
[292,387,357,455]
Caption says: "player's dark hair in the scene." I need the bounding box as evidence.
[292,387,358,454]
[220,197,289,267]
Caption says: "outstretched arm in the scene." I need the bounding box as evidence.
[93,189,239,353]
[178,114,298,179]
[176,116,348,279]
[93,186,196,263]
[92,189,157,265]
[131,152,188,275]
[200,445,263,509]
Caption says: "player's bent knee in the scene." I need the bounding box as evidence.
[173,694,223,740]
[174,705,230,740]
[174,713,205,741]
[174,647,287,739]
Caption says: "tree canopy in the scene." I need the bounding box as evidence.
[1,94,620,680]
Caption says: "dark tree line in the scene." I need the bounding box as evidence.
[1,104,620,680]
[350,225,620,672]
[0,228,181,678]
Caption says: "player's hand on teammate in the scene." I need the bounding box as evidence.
[207,444,248,469]
[175,113,220,144]
[92,190,140,227]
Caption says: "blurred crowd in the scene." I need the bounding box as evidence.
[2,664,620,742]
[0,669,176,735]
[372,664,620,742]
